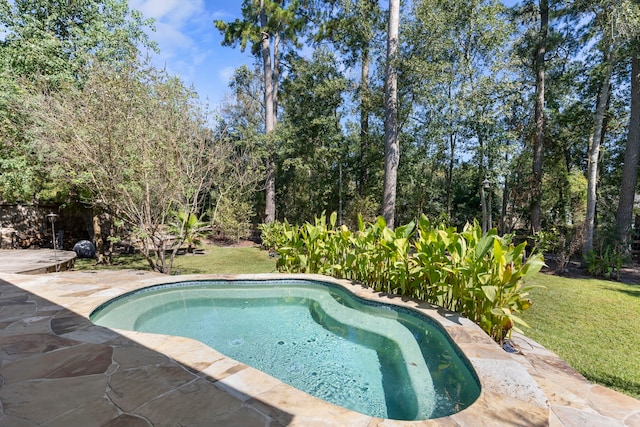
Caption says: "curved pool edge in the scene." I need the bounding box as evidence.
[67,272,550,426]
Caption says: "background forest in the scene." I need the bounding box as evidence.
[1,0,640,275]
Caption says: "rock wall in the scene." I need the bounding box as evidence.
[0,204,93,250]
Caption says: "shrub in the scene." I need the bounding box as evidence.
[262,212,545,344]
[584,246,625,281]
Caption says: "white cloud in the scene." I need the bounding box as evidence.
[128,0,250,105]
[153,21,194,52]
[131,0,204,24]
[219,66,236,84]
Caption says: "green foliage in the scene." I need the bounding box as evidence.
[263,212,544,343]
[276,47,349,223]
[258,220,291,251]
[532,228,560,254]
[0,0,155,87]
[28,57,258,274]
[584,246,626,280]
[214,0,305,56]
[0,0,156,203]
[584,225,629,280]
[210,196,254,243]
[170,211,210,253]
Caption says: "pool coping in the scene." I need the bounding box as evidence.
[2,270,550,426]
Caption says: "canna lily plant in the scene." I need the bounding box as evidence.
[262,212,545,344]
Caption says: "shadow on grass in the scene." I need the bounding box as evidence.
[73,252,150,271]
[585,371,640,400]
[603,284,640,299]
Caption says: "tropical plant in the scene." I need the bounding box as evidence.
[170,211,210,253]
[263,212,544,343]
[584,245,626,281]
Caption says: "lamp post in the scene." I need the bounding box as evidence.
[46,213,59,272]
[481,179,491,234]
[46,213,59,250]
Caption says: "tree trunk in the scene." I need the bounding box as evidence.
[616,54,640,248]
[273,32,280,117]
[530,0,548,234]
[92,210,104,264]
[261,0,276,223]
[359,45,370,194]
[500,175,509,235]
[480,185,487,233]
[382,0,400,229]
[447,131,456,220]
[583,50,614,254]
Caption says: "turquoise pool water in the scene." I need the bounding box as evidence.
[90,279,480,420]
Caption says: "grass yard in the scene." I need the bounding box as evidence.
[520,273,640,399]
[73,243,277,274]
[74,247,640,399]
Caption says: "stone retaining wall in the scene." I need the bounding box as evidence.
[0,203,93,250]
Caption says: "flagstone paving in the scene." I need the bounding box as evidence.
[0,250,639,426]
[0,249,76,274]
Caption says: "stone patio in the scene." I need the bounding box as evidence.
[1,251,639,426]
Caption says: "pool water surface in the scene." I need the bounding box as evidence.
[90,279,480,420]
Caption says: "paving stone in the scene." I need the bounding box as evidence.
[45,397,121,427]
[0,302,37,321]
[0,374,108,424]
[251,382,369,427]
[202,357,248,380]
[0,415,39,426]
[51,314,89,335]
[451,390,548,427]
[208,406,278,427]
[37,304,65,312]
[107,364,198,412]
[588,385,640,421]
[0,333,80,357]
[153,335,226,372]
[469,358,548,410]
[0,343,113,383]
[625,411,640,427]
[112,345,170,369]
[368,418,457,427]
[58,324,122,344]
[101,414,153,427]
[137,378,252,426]
[216,366,283,402]
[4,315,54,335]
[0,285,29,299]
[528,372,591,410]
[552,404,623,427]
[444,325,497,346]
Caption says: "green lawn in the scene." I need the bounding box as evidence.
[74,248,640,399]
[73,243,277,274]
[520,273,640,399]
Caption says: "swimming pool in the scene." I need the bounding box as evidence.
[90,279,481,421]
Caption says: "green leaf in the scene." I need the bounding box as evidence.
[482,285,498,302]
[475,234,495,259]
[329,211,337,229]
[523,254,546,277]
[493,238,504,261]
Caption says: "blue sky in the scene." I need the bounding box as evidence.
[133,0,521,110]
[130,0,253,109]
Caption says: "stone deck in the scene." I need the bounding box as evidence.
[0,251,639,426]
[0,249,76,274]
